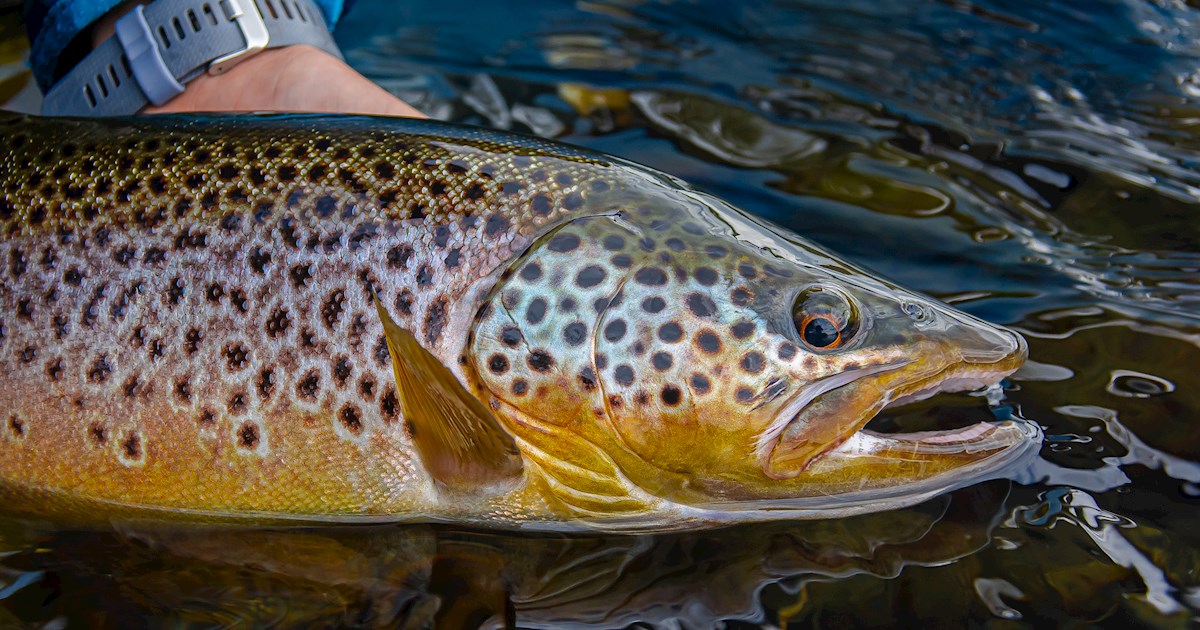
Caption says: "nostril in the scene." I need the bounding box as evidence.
[902,301,932,323]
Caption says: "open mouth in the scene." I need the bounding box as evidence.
[760,344,1037,484]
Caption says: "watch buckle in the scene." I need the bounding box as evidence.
[208,0,270,75]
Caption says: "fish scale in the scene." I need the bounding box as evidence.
[0,113,1038,530]
[0,113,615,521]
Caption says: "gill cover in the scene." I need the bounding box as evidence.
[469,185,1035,519]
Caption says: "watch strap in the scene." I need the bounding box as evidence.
[42,0,343,116]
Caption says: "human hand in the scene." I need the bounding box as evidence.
[92,3,424,117]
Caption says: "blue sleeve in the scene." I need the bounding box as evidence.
[24,0,352,92]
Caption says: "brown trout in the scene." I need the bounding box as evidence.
[0,112,1039,530]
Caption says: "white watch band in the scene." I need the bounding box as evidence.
[42,0,343,116]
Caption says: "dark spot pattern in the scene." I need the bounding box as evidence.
[339,404,364,435]
[658,322,683,343]
[695,330,722,354]
[238,423,260,449]
[661,385,682,406]
[615,364,635,387]
[527,350,554,372]
[741,351,766,374]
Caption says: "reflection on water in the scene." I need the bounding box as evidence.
[3,0,1200,625]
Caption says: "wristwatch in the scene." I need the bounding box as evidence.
[41,0,344,116]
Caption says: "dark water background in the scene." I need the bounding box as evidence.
[2,0,1199,626]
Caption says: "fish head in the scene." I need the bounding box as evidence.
[470,188,1038,519]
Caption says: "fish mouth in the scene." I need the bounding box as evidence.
[758,331,1038,497]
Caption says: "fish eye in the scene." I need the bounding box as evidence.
[792,286,860,351]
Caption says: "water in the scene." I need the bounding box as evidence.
[1,0,1198,626]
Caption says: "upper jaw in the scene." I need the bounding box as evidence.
[760,331,1031,483]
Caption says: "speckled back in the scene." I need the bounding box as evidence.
[0,113,624,520]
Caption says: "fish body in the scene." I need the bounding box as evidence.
[0,113,1039,530]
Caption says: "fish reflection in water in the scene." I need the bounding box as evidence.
[0,484,1012,628]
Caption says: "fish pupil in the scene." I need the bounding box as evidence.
[802,317,839,348]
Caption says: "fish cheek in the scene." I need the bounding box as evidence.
[468,218,629,429]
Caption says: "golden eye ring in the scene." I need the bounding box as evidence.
[800,313,842,349]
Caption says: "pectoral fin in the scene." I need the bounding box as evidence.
[374,296,523,492]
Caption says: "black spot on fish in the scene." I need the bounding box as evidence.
[185,328,204,354]
[238,422,260,449]
[297,371,321,401]
[416,264,434,287]
[206,283,225,303]
[359,375,376,400]
[20,346,36,363]
[604,319,627,342]
[695,330,722,354]
[527,350,554,372]
[531,194,553,216]
[390,290,412,317]
[228,392,247,415]
[731,320,756,339]
[657,322,683,343]
[488,354,509,375]
[290,264,312,288]
[547,233,580,253]
[576,265,607,289]
[526,298,548,325]
[484,214,511,236]
[175,377,192,403]
[738,262,757,279]
[224,343,250,371]
[512,379,529,396]
[122,433,141,460]
[89,424,107,445]
[339,404,364,435]
[333,356,353,387]
[45,359,62,382]
[425,297,449,345]
[635,267,668,286]
[248,247,271,274]
[778,342,797,360]
[520,263,543,282]
[315,195,337,218]
[615,364,635,387]
[694,267,718,286]
[661,385,682,406]
[642,297,666,314]
[741,352,765,374]
[501,326,523,348]
[736,387,754,403]
[731,288,752,306]
[380,389,399,422]
[445,248,462,268]
[706,245,728,259]
[387,244,414,270]
[579,367,597,391]
[87,356,111,383]
[563,322,587,346]
[686,293,717,318]
[652,352,673,371]
[611,254,633,269]
[374,162,395,179]
[690,373,711,395]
